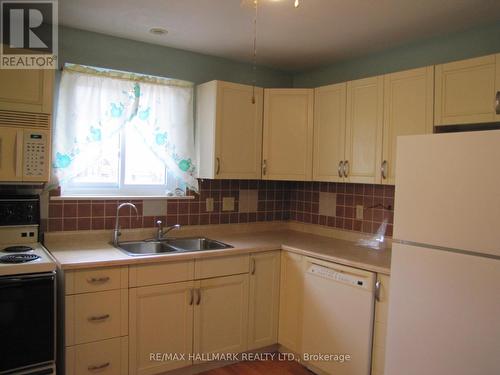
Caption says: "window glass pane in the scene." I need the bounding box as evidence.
[124,125,166,185]
[72,132,120,184]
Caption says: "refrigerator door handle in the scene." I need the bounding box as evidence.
[375,280,381,302]
[495,91,500,115]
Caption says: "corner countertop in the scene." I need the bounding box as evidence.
[45,228,391,275]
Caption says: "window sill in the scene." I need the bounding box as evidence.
[50,195,195,201]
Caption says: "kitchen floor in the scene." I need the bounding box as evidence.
[199,359,314,375]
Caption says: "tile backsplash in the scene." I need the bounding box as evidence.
[45,180,290,232]
[43,179,395,236]
[288,182,395,237]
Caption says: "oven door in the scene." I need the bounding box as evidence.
[0,272,55,373]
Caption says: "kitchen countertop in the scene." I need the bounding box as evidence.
[45,229,391,275]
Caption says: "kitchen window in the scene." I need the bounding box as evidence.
[52,64,198,197]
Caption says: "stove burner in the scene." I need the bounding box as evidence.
[0,254,40,263]
[2,245,34,253]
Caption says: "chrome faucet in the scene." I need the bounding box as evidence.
[113,202,139,246]
[156,220,180,241]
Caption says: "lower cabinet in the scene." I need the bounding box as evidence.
[128,257,254,375]
[129,281,195,375]
[248,251,281,350]
[278,251,304,354]
[65,337,129,375]
[193,274,249,360]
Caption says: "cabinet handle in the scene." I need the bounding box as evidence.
[196,288,201,305]
[87,276,110,284]
[496,91,500,115]
[216,157,221,175]
[343,160,349,178]
[262,159,267,176]
[337,161,344,178]
[381,160,388,180]
[88,362,110,371]
[251,258,256,275]
[375,280,381,302]
[88,314,110,322]
[189,289,194,305]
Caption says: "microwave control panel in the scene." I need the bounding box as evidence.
[23,131,48,178]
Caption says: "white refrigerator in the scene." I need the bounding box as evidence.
[385,130,500,375]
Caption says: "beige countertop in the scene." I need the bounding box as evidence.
[45,224,391,275]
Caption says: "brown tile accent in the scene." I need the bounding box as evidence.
[288,181,395,236]
[63,203,77,218]
[44,179,394,236]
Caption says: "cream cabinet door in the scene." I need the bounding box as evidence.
[372,274,390,375]
[196,80,263,179]
[129,281,195,375]
[435,54,498,125]
[193,274,249,360]
[313,83,347,182]
[345,76,384,184]
[248,251,281,350]
[382,67,434,184]
[0,127,22,181]
[278,251,304,354]
[0,69,54,113]
[215,82,263,179]
[262,89,314,181]
[66,337,129,375]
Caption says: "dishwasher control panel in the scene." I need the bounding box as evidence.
[307,263,371,290]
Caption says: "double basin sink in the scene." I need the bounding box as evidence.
[116,237,233,256]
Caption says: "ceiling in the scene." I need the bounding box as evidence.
[60,0,500,71]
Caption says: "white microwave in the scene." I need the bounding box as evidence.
[0,127,50,182]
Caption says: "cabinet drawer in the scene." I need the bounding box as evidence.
[129,260,194,287]
[66,266,128,295]
[66,337,128,375]
[66,290,128,346]
[194,254,249,279]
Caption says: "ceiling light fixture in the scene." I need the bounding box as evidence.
[294,0,300,8]
[149,27,168,36]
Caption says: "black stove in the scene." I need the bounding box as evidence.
[0,253,41,263]
[2,245,34,253]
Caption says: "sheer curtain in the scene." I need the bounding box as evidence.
[52,65,198,194]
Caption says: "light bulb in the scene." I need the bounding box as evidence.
[294,0,299,8]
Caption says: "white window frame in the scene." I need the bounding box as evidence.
[61,119,172,198]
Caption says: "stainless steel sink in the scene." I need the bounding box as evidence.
[117,241,178,256]
[165,237,233,252]
[116,237,233,256]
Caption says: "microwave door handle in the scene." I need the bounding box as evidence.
[15,130,23,178]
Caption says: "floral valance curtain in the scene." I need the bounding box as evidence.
[52,65,198,193]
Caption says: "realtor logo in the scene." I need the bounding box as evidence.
[1,0,58,69]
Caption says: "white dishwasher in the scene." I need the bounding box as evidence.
[302,257,376,375]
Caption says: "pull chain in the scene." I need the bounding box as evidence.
[251,0,258,104]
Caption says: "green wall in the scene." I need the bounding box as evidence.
[293,21,500,88]
[59,26,293,87]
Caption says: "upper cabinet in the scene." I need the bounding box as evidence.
[196,81,263,179]
[344,76,384,184]
[313,83,347,182]
[382,67,434,184]
[0,69,54,114]
[435,54,500,126]
[262,89,314,181]
[313,77,384,184]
